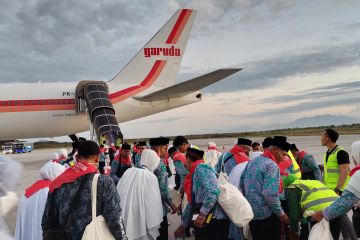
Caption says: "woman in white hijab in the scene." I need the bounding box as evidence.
[15,161,65,240]
[117,149,163,240]
[312,141,360,239]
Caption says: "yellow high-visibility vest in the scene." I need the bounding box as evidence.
[291,180,339,211]
[288,150,302,179]
[324,146,350,191]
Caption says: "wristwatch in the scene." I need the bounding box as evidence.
[334,187,341,194]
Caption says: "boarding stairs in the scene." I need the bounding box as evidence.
[75,81,123,145]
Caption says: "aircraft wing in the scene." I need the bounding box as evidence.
[133,68,241,102]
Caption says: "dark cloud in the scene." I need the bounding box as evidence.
[248,96,360,117]
[260,80,360,103]
[0,0,359,91]
[0,0,166,83]
[176,0,296,37]
[0,0,160,56]
[203,41,360,93]
[312,80,360,91]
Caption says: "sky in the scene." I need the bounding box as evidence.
[1,0,360,139]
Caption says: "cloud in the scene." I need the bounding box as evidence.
[248,96,360,117]
[203,41,360,93]
[1,0,359,98]
[260,80,360,104]
[0,0,163,56]
[312,80,360,91]
[169,0,296,37]
[0,0,171,83]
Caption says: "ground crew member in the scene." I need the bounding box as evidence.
[290,144,321,180]
[287,150,302,179]
[284,176,344,240]
[321,128,350,194]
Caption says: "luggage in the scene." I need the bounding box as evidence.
[308,219,333,240]
[217,171,254,227]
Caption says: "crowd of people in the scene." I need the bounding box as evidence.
[1,128,360,240]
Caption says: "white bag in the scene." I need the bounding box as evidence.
[308,219,334,240]
[0,182,19,217]
[217,171,254,227]
[82,174,115,240]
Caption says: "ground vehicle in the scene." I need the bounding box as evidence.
[2,142,14,154]
[12,142,33,153]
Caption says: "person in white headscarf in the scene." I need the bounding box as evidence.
[117,149,163,240]
[51,149,69,164]
[204,141,222,168]
[15,161,65,240]
[0,156,23,240]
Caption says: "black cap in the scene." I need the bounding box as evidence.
[77,141,100,156]
[262,137,273,149]
[186,147,204,160]
[137,141,147,147]
[121,143,131,150]
[173,136,189,147]
[290,144,299,151]
[237,138,252,146]
[168,146,178,155]
[149,137,170,147]
[271,136,290,152]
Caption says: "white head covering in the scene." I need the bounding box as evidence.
[40,162,65,180]
[59,148,68,158]
[51,153,59,161]
[140,149,160,172]
[117,167,163,240]
[351,141,360,163]
[346,170,360,198]
[208,141,216,147]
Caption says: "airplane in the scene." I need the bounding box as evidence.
[0,9,241,142]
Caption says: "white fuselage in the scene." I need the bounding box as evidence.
[0,82,200,140]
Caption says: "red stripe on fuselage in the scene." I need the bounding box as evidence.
[0,104,75,113]
[0,99,75,113]
[0,60,167,113]
[166,9,192,44]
